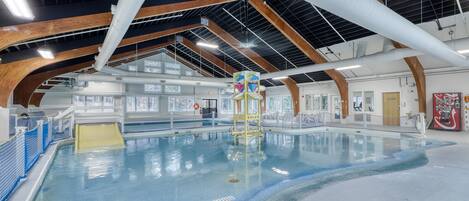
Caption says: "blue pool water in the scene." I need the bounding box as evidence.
[124,120,232,133]
[34,131,431,201]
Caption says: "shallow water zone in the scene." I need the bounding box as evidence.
[34,131,433,201]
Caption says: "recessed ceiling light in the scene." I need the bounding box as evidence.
[196,41,219,49]
[2,0,34,20]
[336,65,362,71]
[37,48,55,59]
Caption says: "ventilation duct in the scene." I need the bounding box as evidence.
[305,0,469,67]
[93,0,145,71]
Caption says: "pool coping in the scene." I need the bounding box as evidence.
[9,126,432,201]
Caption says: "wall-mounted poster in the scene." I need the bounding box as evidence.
[432,93,462,131]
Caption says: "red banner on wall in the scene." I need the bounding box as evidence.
[432,93,462,131]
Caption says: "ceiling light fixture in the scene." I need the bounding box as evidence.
[2,0,34,20]
[240,42,256,49]
[272,76,288,80]
[37,48,55,59]
[196,41,219,49]
[457,49,469,54]
[336,65,362,71]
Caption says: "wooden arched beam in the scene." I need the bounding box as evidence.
[202,18,301,116]
[393,42,426,113]
[177,36,239,76]
[0,0,235,51]
[0,24,201,107]
[249,0,349,118]
[15,40,176,107]
[29,93,46,107]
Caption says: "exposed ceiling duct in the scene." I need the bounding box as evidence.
[262,36,469,80]
[93,0,145,71]
[305,0,469,67]
[74,73,233,88]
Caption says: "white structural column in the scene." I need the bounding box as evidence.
[305,0,469,67]
[0,107,9,141]
[94,0,145,71]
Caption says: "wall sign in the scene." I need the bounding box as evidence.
[431,93,462,131]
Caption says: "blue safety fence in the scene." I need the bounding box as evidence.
[0,133,25,201]
[0,120,62,201]
[24,128,40,173]
[42,123,51,151]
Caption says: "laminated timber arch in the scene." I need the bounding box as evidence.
[15,36,240,108]
[392,42,426,113]
[0,0,236,51]
[249,0,349,118]
[0,24,201,107]
[202,18,301,116]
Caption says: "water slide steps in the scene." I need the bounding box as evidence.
[75,123,125,152]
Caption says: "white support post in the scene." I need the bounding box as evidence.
[15,130,26,177]
[48,117,53,144]
[37,120,44,153]
[363,112,368,128]
[211,111,215,127]
[170,112,174,130]
[0,107,10,142]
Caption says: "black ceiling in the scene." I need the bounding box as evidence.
[2,0,469,86]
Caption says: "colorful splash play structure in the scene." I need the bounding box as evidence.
[231,71,263,144]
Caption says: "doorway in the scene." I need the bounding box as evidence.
[201,99,218,118]
[383,92,400,126]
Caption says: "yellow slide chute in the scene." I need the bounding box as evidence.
[75,123,125,152]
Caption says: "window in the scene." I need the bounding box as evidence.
[168,96,194,112]
[126,96,159,112]
[165,62,180,75]
[305,94,312,111]
[144,84,162,93]
[313,95,321,111]
[221,97,233,114]
[321,95,328,111]
[364,91,374,112]
[144,60,161,68]
[267,96,292,114]
[185,70,193,76]
[165,85,181,93]
[126,97,136,112]
[128,65,138,72]
[352,91,363,112]
[73,96,114,113]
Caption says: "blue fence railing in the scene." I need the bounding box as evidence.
[24,128,39,173]
[0,121,58,201]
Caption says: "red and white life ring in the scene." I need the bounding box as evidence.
[193,103,200,110]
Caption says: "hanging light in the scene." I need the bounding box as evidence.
[196,41,219,49]
[336,65,361,71]
[37,47,55,59]
[2,0,34,20]
[272,76,288,80]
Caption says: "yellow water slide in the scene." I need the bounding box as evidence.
[75,123,125,152]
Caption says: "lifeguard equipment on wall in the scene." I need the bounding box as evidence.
[431,93,462,131]
[193,103,200,110]
[464,96,469,131]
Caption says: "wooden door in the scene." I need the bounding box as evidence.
[383,92,400,126]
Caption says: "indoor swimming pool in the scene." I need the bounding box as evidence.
[34,131,436,201]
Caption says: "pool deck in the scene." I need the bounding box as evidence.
[299,129,469,201]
